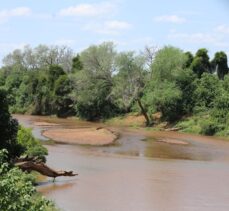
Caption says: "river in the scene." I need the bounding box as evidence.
[15,115,229,211]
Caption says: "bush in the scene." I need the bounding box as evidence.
[0,150,56,211]
[200,119,219,136]
[17,126,48,162]
[176,117,201,134]
[144,81,182,121]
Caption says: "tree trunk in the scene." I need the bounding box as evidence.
[15,157,77,179]
[137,98,152,126]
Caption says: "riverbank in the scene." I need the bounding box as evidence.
[14,113,229,146]
[105,113,229,141]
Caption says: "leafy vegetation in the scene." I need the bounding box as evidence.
[0,150,56,211]
[17,126,48,162]
[0,43,229,136]
[0,89,56,210]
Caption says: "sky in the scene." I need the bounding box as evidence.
[0,0,229,64]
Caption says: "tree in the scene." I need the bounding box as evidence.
[73,42,118,120]
[47,65,66,89]
[184,51,194,68]
[191,48,211,77]
[211,51,228,80]
[193,73,221,110]
[0,71,5,86]
[175,69,197,114]
[54,75,75,117]
[144,81,182,121]
[151,46,187,81]
[112,51,152,125]
[17,126,48,162]
[143,46,189,121]
[3,45,74,72]
[72,54,83,72]
[0,150,56,211]
[0,89,24,158]
[142,45,158,69]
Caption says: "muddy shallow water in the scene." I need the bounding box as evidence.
[15,115,229,211]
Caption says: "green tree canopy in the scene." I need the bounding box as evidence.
[191,48,211,77]
[211,51,228,80]
[0,89,24,158]
[73,42,118,120]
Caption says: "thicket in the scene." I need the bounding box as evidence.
[0,44,229,136]
[0,88,56,210]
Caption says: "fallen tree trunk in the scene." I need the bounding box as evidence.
[14,157,77,179]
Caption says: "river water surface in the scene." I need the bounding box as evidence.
[16,115,229,211]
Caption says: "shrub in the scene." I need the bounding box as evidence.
[200,119,219,136]
[0,149,56,211]
[17,126,48,162]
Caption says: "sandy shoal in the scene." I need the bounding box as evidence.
[156,138,189,145]
[34,122,60,126]
[42,128,117,146]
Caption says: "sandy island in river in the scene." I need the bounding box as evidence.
[33,122,60,127]
[156,138,189,145]
[42,128,118,146]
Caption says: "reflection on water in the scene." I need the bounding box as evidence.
[38,180,76,195]
[38,144,229,211]
[16,115,229,211]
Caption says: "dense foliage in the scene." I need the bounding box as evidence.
[17,126,48,162]
[0,150,56,211]
[0,89,24,158]
[0,43,229,135]
[0,88,48,160]
[0,90,56,210]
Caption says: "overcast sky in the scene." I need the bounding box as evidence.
[0,0,229,63]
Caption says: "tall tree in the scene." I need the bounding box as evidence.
[112,51,151,125]
[211,51,228,80]
[3,45,74,72]
[191,48,211,77]
[144,46,188,121]
[73,42,117,120]
[184,51,194,68]
[72,54,83,72]
[0,89,24,158]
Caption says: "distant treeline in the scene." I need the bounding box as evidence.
[0,43,229,135]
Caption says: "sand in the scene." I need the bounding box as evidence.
[156,138,189,145]
[42,127,118,146]
[33,122,60,127]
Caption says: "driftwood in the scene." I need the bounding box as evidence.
[14,156,77,180]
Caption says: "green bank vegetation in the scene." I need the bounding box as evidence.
[0,43,229,137]
[0,89,57,210]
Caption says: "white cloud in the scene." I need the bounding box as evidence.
[154,15,186,24]
[0,7,31,23]
[84,20,132,35]
[168,31,229,48]
[168,32,217,43]
[105,20,132,30]
[9,7,31,16]
[59,2,116,17]
[215,25,229,34]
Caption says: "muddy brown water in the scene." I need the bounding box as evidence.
[15,115,229,211]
